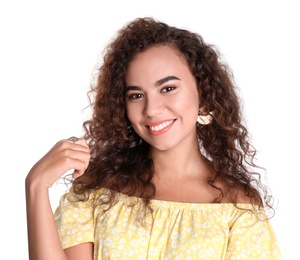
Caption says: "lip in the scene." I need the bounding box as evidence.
[146,119,176,136]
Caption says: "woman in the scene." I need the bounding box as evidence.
[26,17,281,259]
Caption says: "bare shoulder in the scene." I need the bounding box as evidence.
[228,188,263,206]
[218,180,262,206]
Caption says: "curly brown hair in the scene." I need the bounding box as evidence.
[74,17,273,213]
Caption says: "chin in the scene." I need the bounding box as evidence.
[148,141,177,152]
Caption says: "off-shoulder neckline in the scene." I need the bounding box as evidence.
[91,187,261,210]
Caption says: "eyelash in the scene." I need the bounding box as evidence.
[161,86,176,93]
[127,85,176,100]
[128,93,144,99]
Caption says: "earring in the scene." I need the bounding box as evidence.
[197,111,214,125]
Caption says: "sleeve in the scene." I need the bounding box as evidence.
[54,190,95,249]
[225,210,282,260]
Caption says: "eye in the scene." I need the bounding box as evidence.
[161,86,176,93]
[127,93,144,99]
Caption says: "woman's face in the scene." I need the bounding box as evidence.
[125,45,199,152]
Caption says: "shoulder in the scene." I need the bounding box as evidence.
[222,186,263,206]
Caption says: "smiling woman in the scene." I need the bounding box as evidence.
[25,17,282,259]
[126,45,199,150]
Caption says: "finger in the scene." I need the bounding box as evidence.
[68,139,90,151]
[59,156,89,175]
[69,157,89,178]
[66,137,88,147]
[72,170,84,179]
[67,142,90,153]
[59,149,91,171]
[57,139,90,153]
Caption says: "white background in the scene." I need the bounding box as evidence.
[1,0,299,259]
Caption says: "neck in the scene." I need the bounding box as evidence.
[150,136,211,181]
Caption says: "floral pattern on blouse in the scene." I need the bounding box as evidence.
[54,187,282,259]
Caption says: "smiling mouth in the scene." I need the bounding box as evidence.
[147,119,175,132]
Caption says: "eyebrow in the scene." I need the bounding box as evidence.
[155,75,180,87]
[126,75,180,91]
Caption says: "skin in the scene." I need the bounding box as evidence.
[126,46,221,202]
[125,46,199,153]
[26,45,250,259]
[26,138,93,259]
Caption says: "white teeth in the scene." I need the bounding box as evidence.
[148,120,174,131]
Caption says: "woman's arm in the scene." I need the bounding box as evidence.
[65,243,94,259]
[25,138,91,260]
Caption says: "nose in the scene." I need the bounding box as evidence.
[144,95,165,118]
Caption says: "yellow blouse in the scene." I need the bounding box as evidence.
[54,187,281,259]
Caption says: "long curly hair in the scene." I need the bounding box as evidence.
[74,17,273,213]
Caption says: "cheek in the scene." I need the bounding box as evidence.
[190,89,200,116]
[185,100,199,120]
[175,91,199,117]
